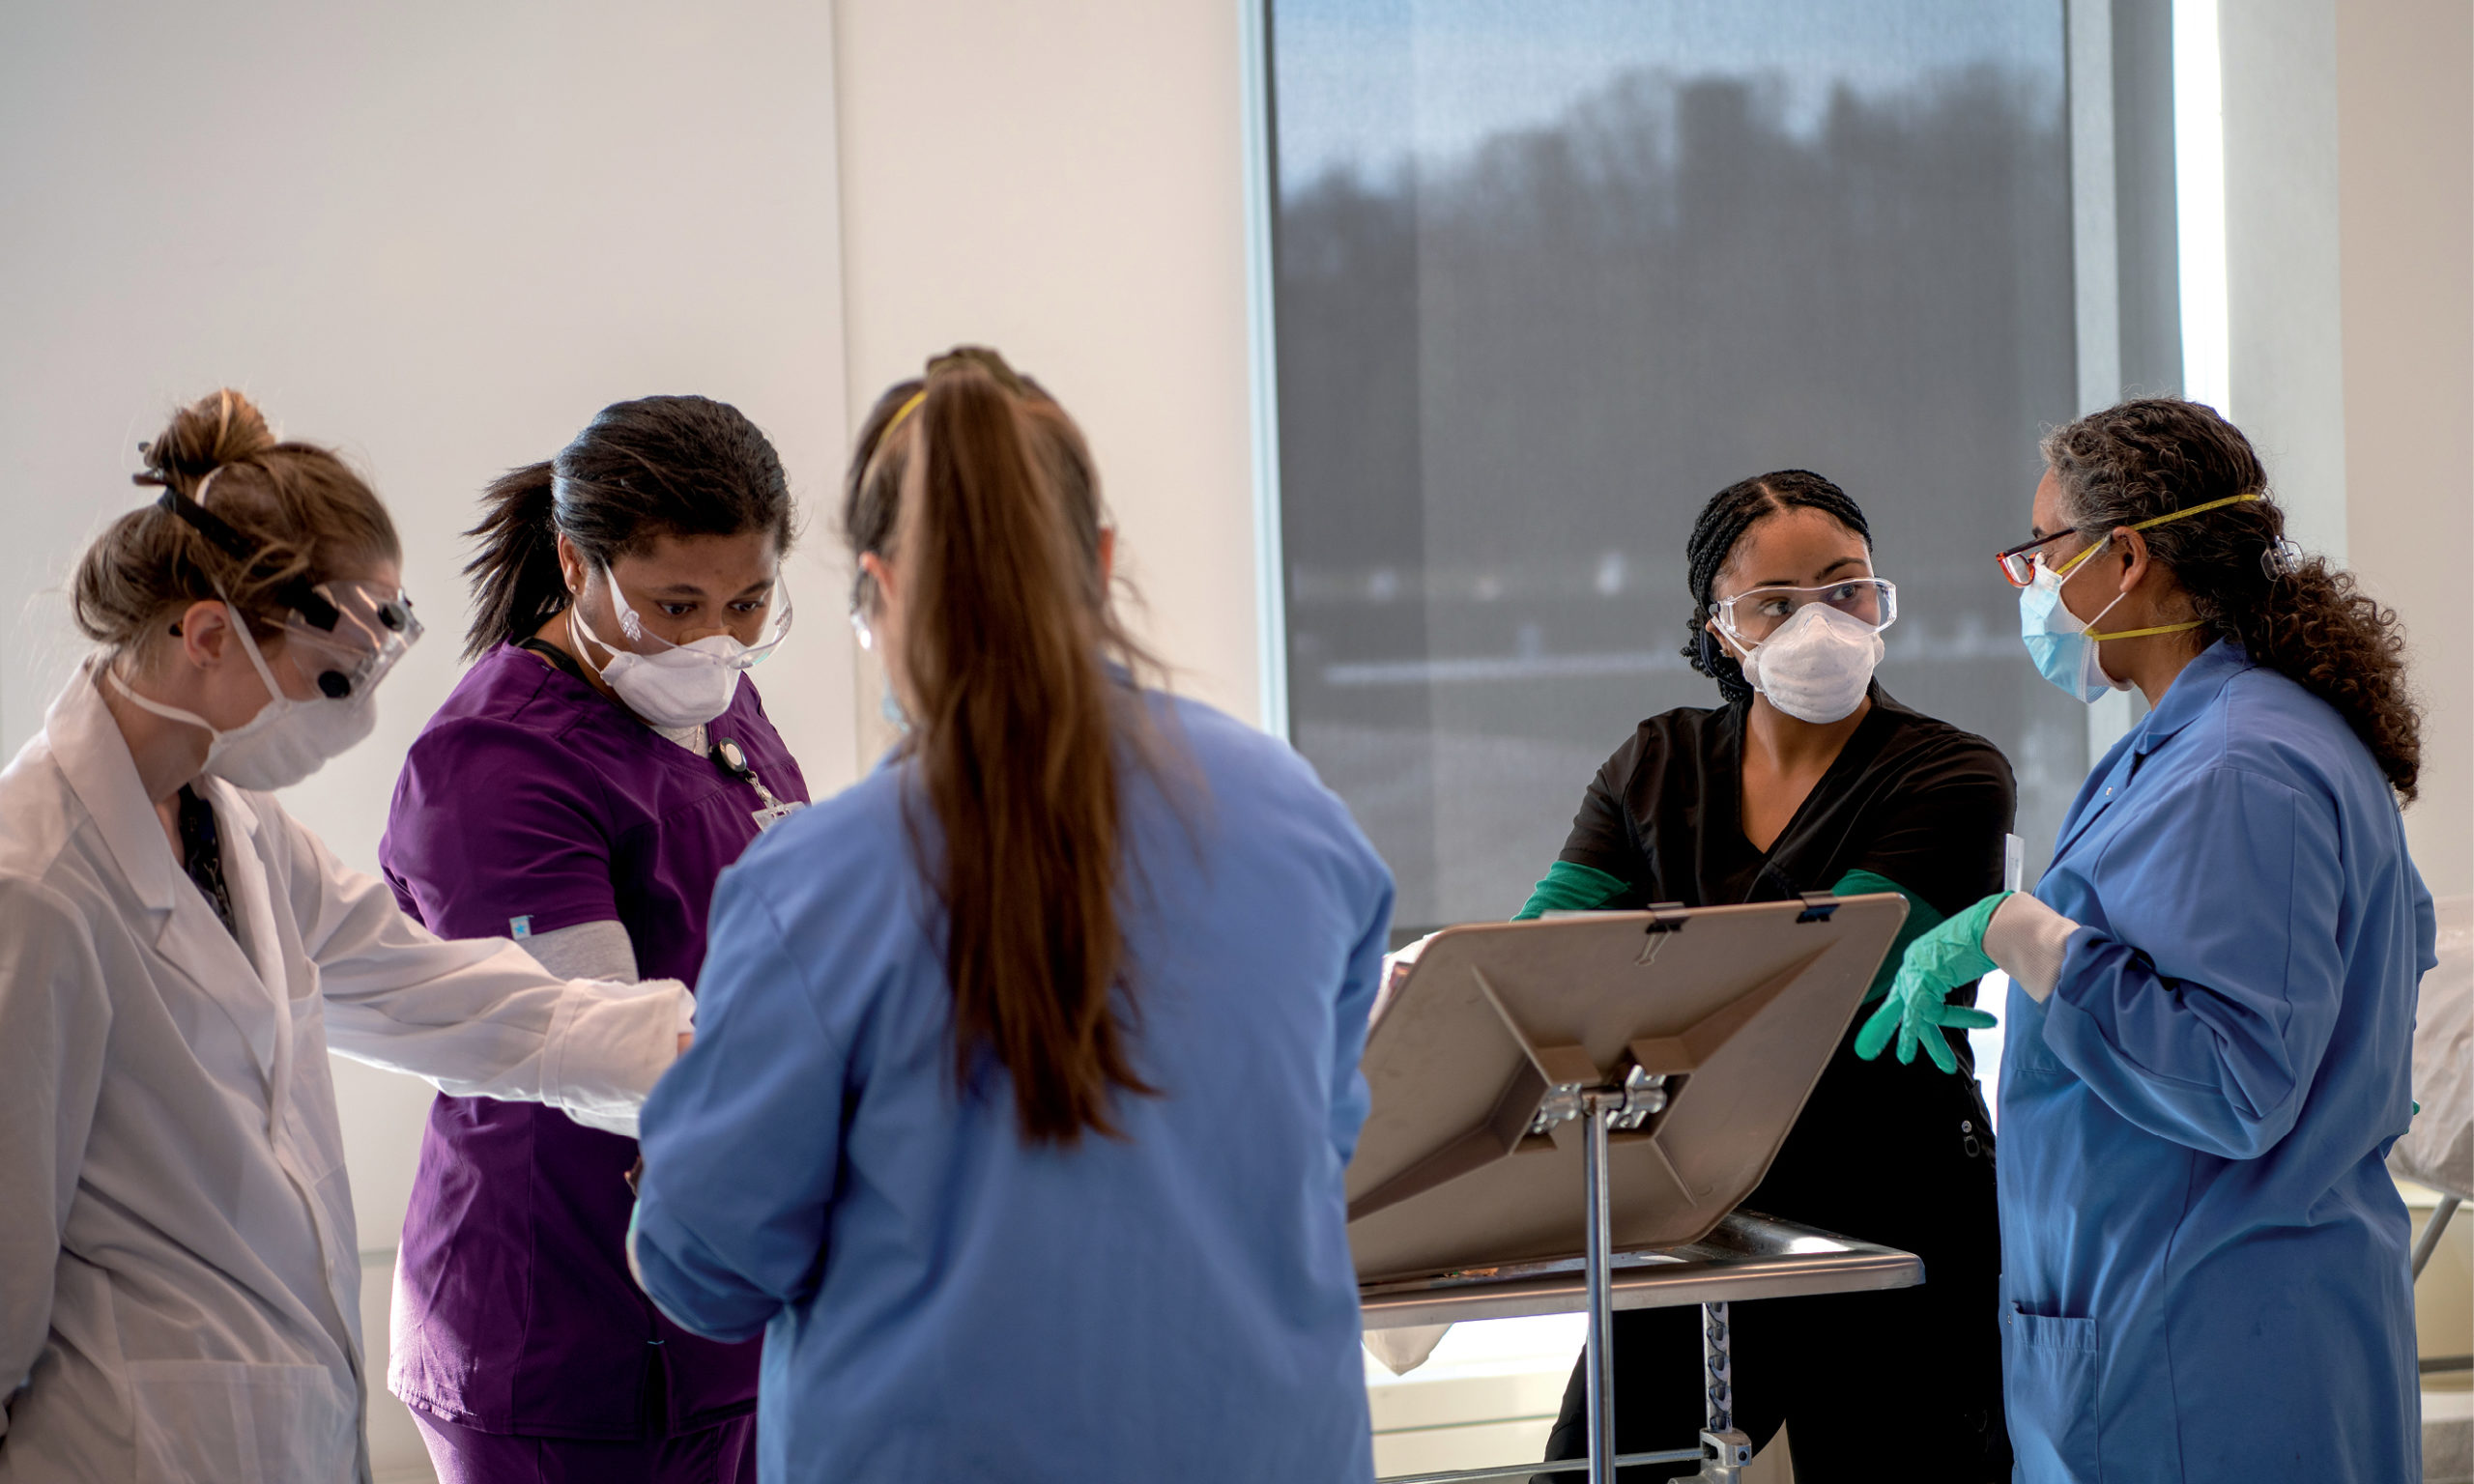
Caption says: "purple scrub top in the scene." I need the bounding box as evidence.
[378,642,809,1439]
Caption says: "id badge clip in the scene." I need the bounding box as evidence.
[712,736,807,833]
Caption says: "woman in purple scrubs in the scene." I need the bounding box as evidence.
[379,395,807,1483]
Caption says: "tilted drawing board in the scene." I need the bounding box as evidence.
[1346,894,1907,1284]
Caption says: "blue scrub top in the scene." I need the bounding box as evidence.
[630,689,1394,1484]
[1999,641,2436,1484]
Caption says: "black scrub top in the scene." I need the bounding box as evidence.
[1539,684,2016,1482]
[1563,684,2011,1017]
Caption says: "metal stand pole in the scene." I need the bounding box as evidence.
[1581,1094,1618,1484]
[2413,1194,2460,1281]
[1691,1300,1751,1480]
[1692,1298,1752,1481]
[1703,1301,1732,1435]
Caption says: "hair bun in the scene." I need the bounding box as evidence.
[136,387,276,496]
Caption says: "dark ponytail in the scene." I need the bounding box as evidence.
[2042,398,2421,801]
[848,346,1166,1145]
[461,394,796,660]
[1682,470,1873,704]
[462,462,561,661]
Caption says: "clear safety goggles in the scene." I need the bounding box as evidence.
[608,573,793,670]
[1710,577,1898,647]
[1995,493,2267,587]
[283,579,423,699]
[151,482,420,699]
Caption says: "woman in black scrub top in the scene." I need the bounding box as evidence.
[1533,471,2013,1482]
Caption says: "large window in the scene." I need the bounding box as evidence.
[1266,0,2142,932]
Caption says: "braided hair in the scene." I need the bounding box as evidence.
[2042,398,2421,801]
[1682,471,1873,705]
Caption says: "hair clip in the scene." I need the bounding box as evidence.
[2259,537,2303,579]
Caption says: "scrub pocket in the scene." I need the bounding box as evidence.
[127,1359,358,1484]
[2000,1302,2101,1483]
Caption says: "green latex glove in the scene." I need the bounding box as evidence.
[1830,869,1943,1007]
[1855,892,2009,1074]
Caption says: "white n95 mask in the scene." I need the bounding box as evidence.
[1737,602,1884,724]
[109,603,380,790]
[569,571,791,730]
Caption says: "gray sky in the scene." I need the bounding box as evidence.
[1273,0,2064,186]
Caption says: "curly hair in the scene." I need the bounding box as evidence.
[1682,470,1873,705]
[2041,398,2421,802]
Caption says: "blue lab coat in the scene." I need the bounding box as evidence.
[629,689,1394,1484]
[1999,641,2435,1483]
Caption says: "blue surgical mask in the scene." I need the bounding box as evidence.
[2019,546,2130,704]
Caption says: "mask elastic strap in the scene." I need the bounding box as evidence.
[104,600,291,736]
[2051,533,2110,581]
[568,604,621,678]
[2086,617,2207,642]
[2128,491,2262,531]
[221,600,292,710]
[603,567,653,646]
[2054,492,2265,580]
[105,665,222,739]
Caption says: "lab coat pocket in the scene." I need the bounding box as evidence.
[2001,1303,2101,1483]
[126,1359,358,1484]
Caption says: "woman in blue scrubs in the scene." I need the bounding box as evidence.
[1861,398,2435,1483]
[626,348,1394,1483]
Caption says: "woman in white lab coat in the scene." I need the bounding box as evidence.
[0,391,694,1484]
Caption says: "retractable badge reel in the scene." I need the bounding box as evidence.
[711,737,804,832]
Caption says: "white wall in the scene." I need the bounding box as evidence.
[1,7,852,1476]
[2222,0,2351,564]
[831,0,1265,734]
[2335,0,2474,899]
[2204,0,2472,895]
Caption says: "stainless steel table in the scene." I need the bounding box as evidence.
[1362,1210,1922,1329]
[1352,903,1915,1484]
[1362,1212,1923,1484]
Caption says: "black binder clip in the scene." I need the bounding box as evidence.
[1643,901,1691,935]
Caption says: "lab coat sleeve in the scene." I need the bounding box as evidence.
[2040,766,2345,1159]
[632,876,847,1342]
[277,808,686,1123]
[0,880,112,1434]
[1329,864,1395,1168]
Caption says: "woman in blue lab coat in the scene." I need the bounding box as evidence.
[625,348,1395,1484]
[1861,398,2435,1483]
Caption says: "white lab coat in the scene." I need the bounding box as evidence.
[0,665,691,1484]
